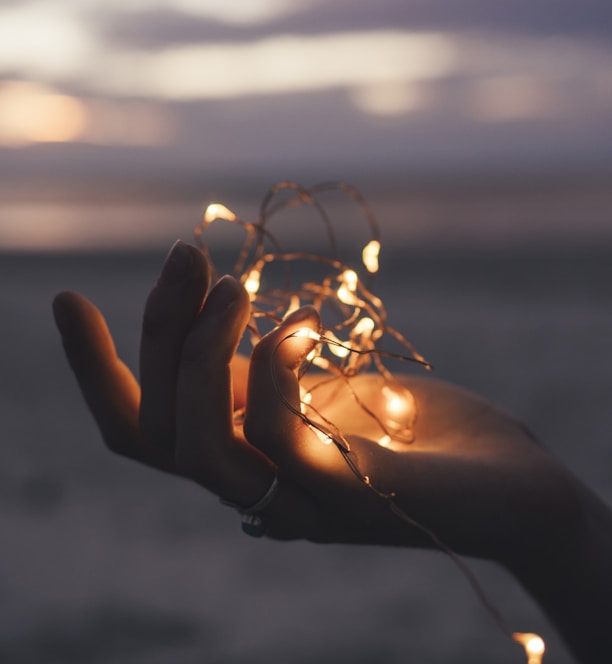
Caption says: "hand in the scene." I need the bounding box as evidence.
[53,241,579,568]
[54,239,612,662]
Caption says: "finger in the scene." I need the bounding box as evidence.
[175,276,275,505]
[244,306,337,471]
[53,291,169,469]
[139,241,210,450]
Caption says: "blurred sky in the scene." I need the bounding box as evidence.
[0,0,611,248]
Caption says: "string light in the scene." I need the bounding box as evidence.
[513,632,546,663]
[362,239,381,273]
[194,181,545,662]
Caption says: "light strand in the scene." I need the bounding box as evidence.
[194,181,544,663]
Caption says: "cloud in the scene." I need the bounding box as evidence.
[0,2,97,80]
[95,0,612,51]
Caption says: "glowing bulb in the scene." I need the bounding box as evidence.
[300,387,312,414]
[310,425,333,445]
[324,330,350,358]
[513,633,545,664]
[294,327,321,341]
[204,203,237,225]
[337,269,359,304]
[312,356,331,370]
[362,240,380,273]
[353,316,375,337]
[383,386,411,419]
[244,269,261,296]
[341,269,358,290]
[387,396,407,416]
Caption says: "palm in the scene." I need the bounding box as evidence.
[287,373,577,566]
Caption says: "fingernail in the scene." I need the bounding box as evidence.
[282,305,319,325]
[160,240,194,286]
[205,275,244,313]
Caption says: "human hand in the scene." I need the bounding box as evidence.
[53,241,580,572]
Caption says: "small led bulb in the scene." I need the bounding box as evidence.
[362,240,380,273]
[309,425,333,445]
[337,269,359,305]
[244,269,261,296]
[203,203,237,225]
[294,327,320,341]
[512,632,545,664]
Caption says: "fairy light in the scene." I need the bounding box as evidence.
[294,327,321,341]
[244,268,261,297]
[299,385,313,415]
[204,202,237,224]
[362,239,380,273]
[309,424,334,445]
[383,386,411,419]
[325,330,351,358]
[194,181,546,664]
[513,633,545,663]
[337,269,360,305]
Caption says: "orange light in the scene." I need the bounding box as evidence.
[0,81,86,146]
[362,240,380,273]
[204,203,237,225]
[244,269,261,297]
[513,632,545,664]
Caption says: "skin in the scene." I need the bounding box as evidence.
[53,240,612,662]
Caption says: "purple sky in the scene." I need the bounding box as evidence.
[0,0,611,248]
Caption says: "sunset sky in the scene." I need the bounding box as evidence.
[1,0,611,248]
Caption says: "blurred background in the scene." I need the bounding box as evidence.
[1,1,611,662]
[1,0,611,249]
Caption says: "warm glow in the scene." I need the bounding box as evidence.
[190,185,546,664]
[0,80,87,146]
[305,348,318,362]
[0,82,174,147]
[310,425,333,445]
[337,269,360,305]
[204,203,237,225]
[513,632,545,664]
[244,269,261,296]
[383,386,411,419]
[362,240,381,273]
[325,331,350,359]
[341,269,358,291]
[294,327,321,341]
[353,317,375,337]
[312,356,331,370]
[299,386,312,415]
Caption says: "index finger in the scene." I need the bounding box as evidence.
[174,276,276,505]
